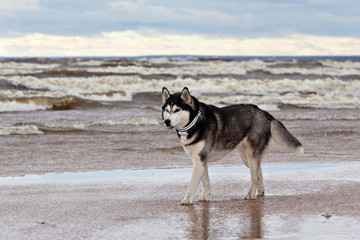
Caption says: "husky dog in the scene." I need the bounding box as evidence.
[162,87,303,205]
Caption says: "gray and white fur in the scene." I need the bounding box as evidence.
[162,87,303,205]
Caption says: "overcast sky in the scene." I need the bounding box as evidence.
[0,0,359,57]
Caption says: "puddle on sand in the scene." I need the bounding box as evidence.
[117,208,360,240]
[1,161,359,185]
[1,161,360,239]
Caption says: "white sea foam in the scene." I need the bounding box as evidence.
[8,76,359,95]
[0,69,43,75]
[0,89,67,99]
[264,66,360,76]
[0,100,51,112]
[0,61,59,75]
[73,60,104,66]
[0,90,78,112]
[321,60,360,69]
[93,118,161,126]
[7,76,133,101]
[6,76,360,109]
[84,59,270,75]
[200,92,360,109]
[0,125,44,135]
[278,114,360,121]
[78,58,360,76]
[2,58,360,111]
[42,118,161,130]
[0,61,59,69]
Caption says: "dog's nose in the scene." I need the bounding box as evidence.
[164,119,171,126]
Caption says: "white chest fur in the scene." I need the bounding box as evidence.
[178,131,200,146]
[183,140,206,160]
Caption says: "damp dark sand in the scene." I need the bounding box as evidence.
[1,112,360,239]
[1,162,360,239]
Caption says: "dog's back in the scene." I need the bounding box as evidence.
[200,103,303,156]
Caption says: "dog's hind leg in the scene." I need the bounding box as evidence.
[238,139,264,199]
[245,154,265,199]
[244,156,258,199]
[236,139,249,168]
[198,163,210,202]
[244,145,265,200]
[181,158,205,205]
[257,163,265,196]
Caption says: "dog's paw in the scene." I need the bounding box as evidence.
[180,198,193,205]
[198,195,210,202]
[257,191,265,197]
[244,194,256,200]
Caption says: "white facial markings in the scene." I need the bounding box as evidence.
[163,104,190,129]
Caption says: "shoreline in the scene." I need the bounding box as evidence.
[1,161,360,185]
[1,161,360,239]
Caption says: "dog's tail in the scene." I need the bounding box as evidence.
[271,120,304,154]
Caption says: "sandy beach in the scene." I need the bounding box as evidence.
[1,161,360,239]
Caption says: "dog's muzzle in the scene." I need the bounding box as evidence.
[164,119,173,129]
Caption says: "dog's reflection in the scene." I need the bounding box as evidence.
[186,199,264,239]
[187,202,211,240]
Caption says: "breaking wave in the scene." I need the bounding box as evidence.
[41,117,161,130]
[0,96,86,112]
[0,125,44,135]
[4,75,359,110]
[1,57,360,112]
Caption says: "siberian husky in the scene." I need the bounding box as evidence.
[162,87,303,205]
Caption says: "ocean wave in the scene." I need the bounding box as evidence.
[2,58,360,111]
[30,117,162,132]
[4,75,360,109]
[278,114,360,121]
[92,118,161,126]
[2,58,360,78]
[0,96,81,112]
[0,125,44,135]
[0,61,59,75]
[264,66,360,76]
[85,61,248,75]
[0,69,43,75]
[8,76,359,95]
[199,92,360,110]
[321,60,360,69]
[70,58,360,76]
[7,76,132,101]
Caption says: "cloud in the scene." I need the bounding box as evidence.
[1,1,359,56]
[0,0,40,11]
[1,0,359,38]
[1,30,359,57]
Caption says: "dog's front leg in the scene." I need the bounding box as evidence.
[181,159,205,205]
[198,163,210,202]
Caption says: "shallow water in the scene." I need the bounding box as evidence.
[1,161,359,184]
[1,161,360,239]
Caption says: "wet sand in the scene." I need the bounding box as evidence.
[1,108,360,177]
[1,162,360,239]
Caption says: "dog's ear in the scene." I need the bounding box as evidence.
[162,87,171,104]
[181,87,192,105]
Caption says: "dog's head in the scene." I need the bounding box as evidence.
[161,87,196,130]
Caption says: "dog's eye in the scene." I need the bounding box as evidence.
[165,109,170,113]
[174,108,181,113]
